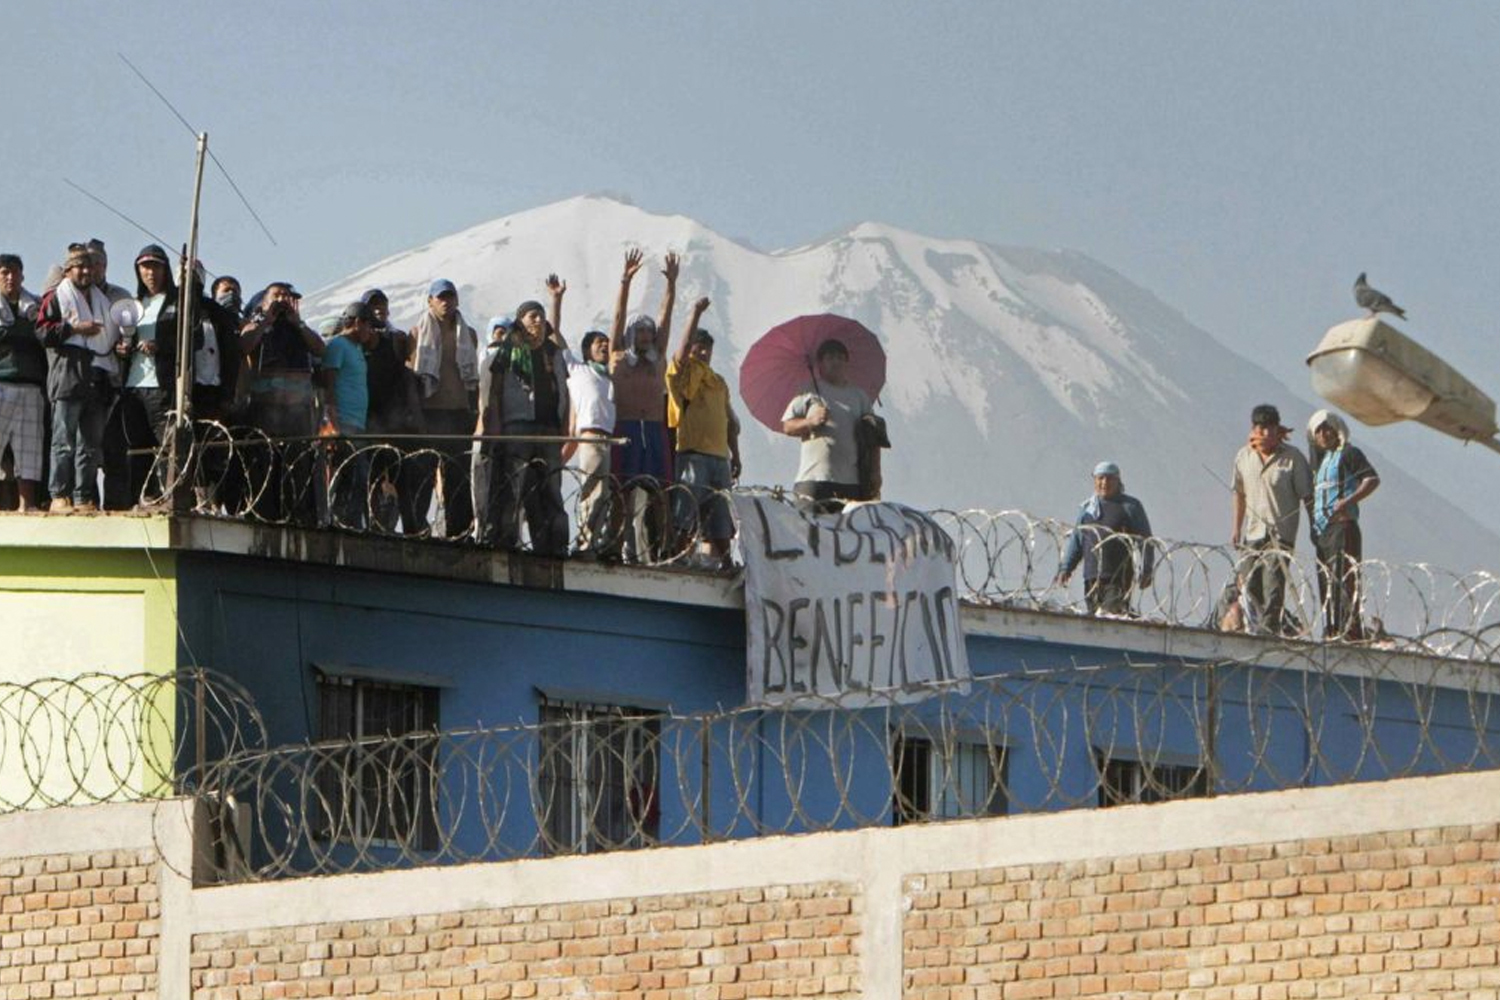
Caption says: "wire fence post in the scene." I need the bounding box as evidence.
[699,717,713,843]
[1204,661,1219,797]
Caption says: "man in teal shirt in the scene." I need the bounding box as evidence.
[320,301,376,527]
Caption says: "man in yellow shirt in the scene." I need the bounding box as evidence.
[666,296,740,567]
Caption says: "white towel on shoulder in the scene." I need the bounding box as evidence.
[54,278,121,358]
[410,309,478,398]
[0,289,38,327]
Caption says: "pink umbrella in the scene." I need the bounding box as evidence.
[739,314,886,432]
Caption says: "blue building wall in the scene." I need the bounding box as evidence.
[176,553,745,744]
[173,551,1498,875]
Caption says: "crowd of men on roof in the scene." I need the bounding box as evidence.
[0,240,1379,639]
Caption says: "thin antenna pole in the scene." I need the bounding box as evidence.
[169,133,209,499]
[60,177,222,281]
[118,52,277,247]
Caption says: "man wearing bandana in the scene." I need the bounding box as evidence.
[1056,461,1156,615]
[474,287,569,554]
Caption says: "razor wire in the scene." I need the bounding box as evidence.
[0,669,265,812]
[138,423,1500,656]
[186,642,1500,883]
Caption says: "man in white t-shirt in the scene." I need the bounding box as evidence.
[780,338,874,513]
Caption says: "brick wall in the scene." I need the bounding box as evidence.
[190,881,860,1000]
[903,823,1500,999]
[0,847,160,1000]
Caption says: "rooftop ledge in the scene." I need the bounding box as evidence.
[2,511,1487,691]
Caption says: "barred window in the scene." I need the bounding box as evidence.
[314,676,440,850]
[892,732,1006,826]
[1096,752,1208,808]
[538,700,661,855]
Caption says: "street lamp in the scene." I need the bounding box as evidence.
[1307,318,1500,453]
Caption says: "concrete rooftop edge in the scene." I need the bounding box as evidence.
[0,512,1486,685]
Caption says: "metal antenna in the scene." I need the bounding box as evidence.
[61,177,181,256]
[118,52,279,247]
[60,178,221,281]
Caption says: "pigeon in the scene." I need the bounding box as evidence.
[1353,273,1407,320]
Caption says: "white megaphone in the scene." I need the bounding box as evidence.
[110,298,142,330]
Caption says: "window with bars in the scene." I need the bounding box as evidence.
[314,675,440,851]
[892,732,1007,826]
[538,699,661,855]
[1096,752,1209,807]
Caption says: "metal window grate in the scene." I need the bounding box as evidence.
[538,699,662,855]
[893,732,1007,825]
[314,676,440,850]
[1097,753,1209,807]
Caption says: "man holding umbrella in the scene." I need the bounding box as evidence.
[740,314,888,514]
[781,338,875,513]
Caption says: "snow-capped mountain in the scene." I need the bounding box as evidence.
[303,196,1499,573]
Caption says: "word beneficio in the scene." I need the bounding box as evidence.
[733,496,971,707]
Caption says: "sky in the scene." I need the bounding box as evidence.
[5,1,1500,533]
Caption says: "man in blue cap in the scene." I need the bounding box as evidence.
[406,278,478,537]
[1056,461,1155,616]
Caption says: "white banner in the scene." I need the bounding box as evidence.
[731,495,971,707]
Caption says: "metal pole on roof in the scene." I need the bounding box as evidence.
[169,133,208,504]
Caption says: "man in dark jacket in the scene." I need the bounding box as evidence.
[112,245,191,506]
[474,295,569,553]
[240,281,325,522]
[1056,461,1156,615]
[0,254,45,511]
[358,288,419,532]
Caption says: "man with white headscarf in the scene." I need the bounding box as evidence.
[1307,409,1379,640]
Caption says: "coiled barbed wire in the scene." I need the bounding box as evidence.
[186,644,1500,883]
[134,423,1500,657]
[0,670,264,812]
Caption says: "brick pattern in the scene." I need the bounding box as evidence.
[0,848,160,1000]
[903,823,1500,999]
[191,881,860,999]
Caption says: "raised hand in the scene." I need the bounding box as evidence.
[662,252,680,283]
[546,274,567,299]
[622,249,645,283]
[692,296,711,316]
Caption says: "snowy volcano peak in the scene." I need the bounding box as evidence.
[302,197,1498,572]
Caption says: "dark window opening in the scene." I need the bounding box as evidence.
[314,676,440,850]
[1097,752,1208,808]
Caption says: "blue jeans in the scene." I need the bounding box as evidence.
[49,395,107,504]
[673,451,733,541]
